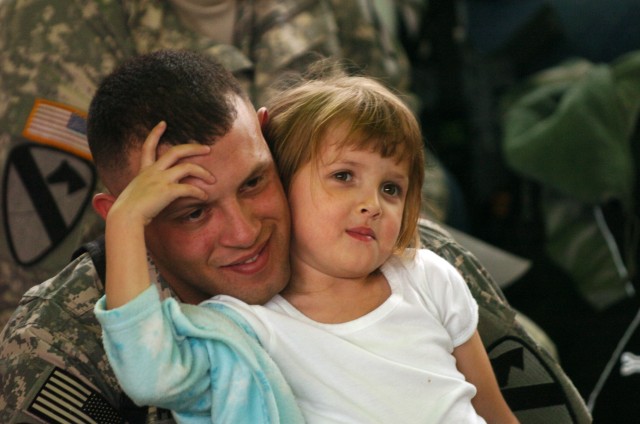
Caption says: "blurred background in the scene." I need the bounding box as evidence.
[399,0,639,421]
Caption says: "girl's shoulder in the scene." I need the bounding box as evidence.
[386,248,459,278]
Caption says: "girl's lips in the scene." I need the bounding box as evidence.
[346,227,376,241]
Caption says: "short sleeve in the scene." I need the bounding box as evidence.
[414,249,479,347]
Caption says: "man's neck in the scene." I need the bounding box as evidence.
[168,0,236,44]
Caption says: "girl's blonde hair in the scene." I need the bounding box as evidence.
[263,70,425,252]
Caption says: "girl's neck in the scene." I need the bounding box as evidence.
[281,269,391,324]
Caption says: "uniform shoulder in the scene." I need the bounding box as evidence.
[0,253,121,421]
[3,252,104,340]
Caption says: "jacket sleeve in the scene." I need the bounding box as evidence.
[95,286,212,416]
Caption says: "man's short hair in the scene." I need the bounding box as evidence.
[87,49,246,174]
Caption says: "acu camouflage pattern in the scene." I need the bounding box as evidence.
[0,0,419,329]
[0,249,176,423]
[0,254,115,423]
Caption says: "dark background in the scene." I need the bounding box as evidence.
[402,1,640,421]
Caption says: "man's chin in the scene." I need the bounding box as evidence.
[231,280,288,305]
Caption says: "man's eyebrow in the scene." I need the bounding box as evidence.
[159,197,206,218]
[241,159,272,182]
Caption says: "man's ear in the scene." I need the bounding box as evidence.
[257,107,269,130]
[92,193,116,220]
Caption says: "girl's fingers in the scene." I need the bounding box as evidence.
[139,121,212,173]
[154,143,211,171]
[170,184,209,203]
[140,121,167,168]
[163,162,217,186]
[132,162,216,205]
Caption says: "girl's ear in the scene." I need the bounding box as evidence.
[92,193,116,220]
[257,107,269,129]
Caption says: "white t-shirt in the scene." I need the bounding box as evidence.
[206,249,483,423]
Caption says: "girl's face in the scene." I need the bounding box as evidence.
[287,124,409,281]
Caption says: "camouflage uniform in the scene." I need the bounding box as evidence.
[0,0,418,329]
[0,248,177,423]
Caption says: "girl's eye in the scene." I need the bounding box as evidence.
[333,171,352,182]
[382,183,402,197]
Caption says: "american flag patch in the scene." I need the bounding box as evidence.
[22,99,92,160]
[27,368,123,424]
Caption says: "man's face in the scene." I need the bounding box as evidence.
[129,98,291,304]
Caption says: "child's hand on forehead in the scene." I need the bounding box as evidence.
[110,121,216,226]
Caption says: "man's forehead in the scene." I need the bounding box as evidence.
[159,153,274,219]
[166,132,273,188]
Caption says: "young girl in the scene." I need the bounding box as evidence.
[96,72,517,423]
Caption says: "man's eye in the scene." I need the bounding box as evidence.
[382,183,402,197]
[333,171,352,182]
[244,175,264,190]
[183,208,204,222]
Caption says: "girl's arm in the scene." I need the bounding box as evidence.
[96,286,213,412]
[96,122,215,412]
[104,121,212,309]
[454,331,520,423]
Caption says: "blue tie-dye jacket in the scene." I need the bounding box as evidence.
[95,286,304,424]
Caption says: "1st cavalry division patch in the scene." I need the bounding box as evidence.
[2,99,96,266]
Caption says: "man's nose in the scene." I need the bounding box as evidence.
[219,201,260,248]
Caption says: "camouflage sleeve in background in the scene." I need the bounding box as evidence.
[327,0,412,94]
[0,0,203,330]
[0,0,125,331]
